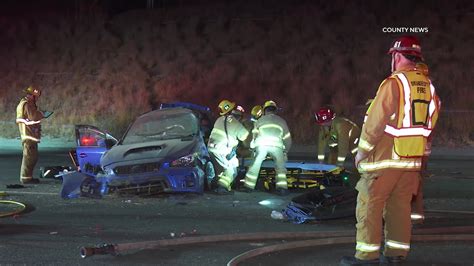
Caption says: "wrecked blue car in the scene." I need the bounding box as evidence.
[61,103,215,198]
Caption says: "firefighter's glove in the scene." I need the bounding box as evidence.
[42,111,54,118]
[249,140,256,149]
[226,147,237,160]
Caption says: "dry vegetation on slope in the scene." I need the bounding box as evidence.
[0,0,473,145]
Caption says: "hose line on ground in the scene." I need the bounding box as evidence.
[227,234,474,266]
[0,200,27,218]
[80,225,474,258]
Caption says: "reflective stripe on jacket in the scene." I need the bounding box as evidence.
[16,98,43,143]
[358,66,440,172]
[387,71,439,157]
[208,115,249,154]
[253,114,291,151]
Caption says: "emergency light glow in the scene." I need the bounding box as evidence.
[80,136,96,146]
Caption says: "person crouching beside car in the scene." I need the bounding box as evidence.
[208,100,249,194]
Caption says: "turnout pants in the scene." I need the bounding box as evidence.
[20,140,39,181]
[244,146,287,190]
[355,169,419,260]
[209,151,239,190]
[411,175,424,221]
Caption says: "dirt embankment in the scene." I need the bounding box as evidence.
[0,1,473,145]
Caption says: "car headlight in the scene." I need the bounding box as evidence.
[170,154,195,167]
[102,166,114,176]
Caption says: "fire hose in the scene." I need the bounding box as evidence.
[0,200,27,218]
[227,234,474,266]
[80,225,474,259]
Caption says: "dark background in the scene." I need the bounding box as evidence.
[0,0,473,144]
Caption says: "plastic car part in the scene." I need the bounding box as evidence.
[108,181,169,197]
[80,177,103,198]
[40,166,74,179]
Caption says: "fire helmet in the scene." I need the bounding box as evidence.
[315,107,336,125]
[388,35,422,58]
[218,99,236,115]
[263,100,277,110]
[24,86,41,97]
[251,105,263,120]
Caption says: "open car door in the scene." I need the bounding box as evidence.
[75,125,117,177]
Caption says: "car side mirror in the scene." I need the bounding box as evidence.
[104,138,116,149]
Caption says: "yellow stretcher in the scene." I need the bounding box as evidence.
[255,161,350,191]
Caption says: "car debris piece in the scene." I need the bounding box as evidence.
[280,186,357,224]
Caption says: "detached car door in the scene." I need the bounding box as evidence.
[75,125,117,177]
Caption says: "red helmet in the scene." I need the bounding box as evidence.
[315,107,336,125]
[388,35,422,57]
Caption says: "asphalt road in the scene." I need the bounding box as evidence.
[0,148,473,265]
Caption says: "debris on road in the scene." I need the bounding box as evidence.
[270,210,285,220]
[6,184,26,189]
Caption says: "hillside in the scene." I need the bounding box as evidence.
[1,0,473,145]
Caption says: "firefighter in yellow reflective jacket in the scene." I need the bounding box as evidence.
[16,86,47,184]
[315,107,360,166]
[244,101,292,196]
[238,105,263,159]
[340,36,441,265]
[208,100,249,194]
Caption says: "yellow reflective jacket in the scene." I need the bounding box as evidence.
[317,116,360,163]
[358,66,441,172]
[208,115,249,154]
[252,113,292,152]
[16,97,44,143]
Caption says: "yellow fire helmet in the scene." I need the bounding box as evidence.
[263,100,277,110]
[24,86,41,97]
[251,105,263,120]
[218,99,236,115]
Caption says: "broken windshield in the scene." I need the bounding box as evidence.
[122,110,199,145]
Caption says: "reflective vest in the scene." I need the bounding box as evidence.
[384,70,439,157]
[16,98,43,142]
[253,114,292,151]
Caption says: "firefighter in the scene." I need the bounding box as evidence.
[208,100,249,194]
[315,107,361,167]
[16,86,48,184]
[243,100,292,195]
[238,105,263,158]
[340,36,440,265]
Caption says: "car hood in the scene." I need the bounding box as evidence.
[101,137,198,168]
